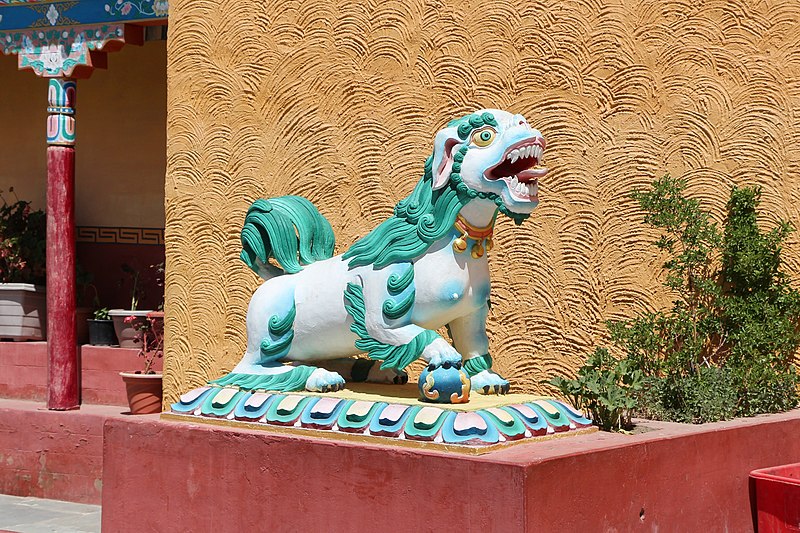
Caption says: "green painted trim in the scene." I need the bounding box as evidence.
[383,264,415,320]
[448,111,499,140]
[387,264,414,295]
[382,290,415,320]
[268,302,296,336]
[260,332,294,361]
[344,282,437,371]
[209,367,316,392]
[199,390,248,417]
[463,353,493,377]
[266,396,315,423]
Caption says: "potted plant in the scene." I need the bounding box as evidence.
[0,188,46,341]
[120,311,163,414]
[87,307,117,346]
[146,261,165,337]
[109,263,152,348]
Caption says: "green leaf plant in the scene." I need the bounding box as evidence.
[549,347,644,431]
[552,176,800,429]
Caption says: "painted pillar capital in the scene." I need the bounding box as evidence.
[47,78,76,146]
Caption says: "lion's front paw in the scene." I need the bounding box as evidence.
[422,338,462,367]
[470,370,510,395]
[305,368,346,392]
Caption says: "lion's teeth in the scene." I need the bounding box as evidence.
[510,149,519,163]
[511,175,518,187]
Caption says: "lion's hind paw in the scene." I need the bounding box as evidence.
[305,368,346,393]
[470,370,510,395]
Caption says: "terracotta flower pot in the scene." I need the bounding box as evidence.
[120,372,163,414]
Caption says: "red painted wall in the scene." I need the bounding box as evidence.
[101,410,800,532]
[0,399,129,504]
[102,417,525,531]
[0,342,162,406]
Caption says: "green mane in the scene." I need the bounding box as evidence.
[343,157,468,268]
[343,112,528,270]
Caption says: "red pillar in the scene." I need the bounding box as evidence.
[46,78,79,410]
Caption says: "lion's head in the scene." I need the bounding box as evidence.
[431,109,548,218]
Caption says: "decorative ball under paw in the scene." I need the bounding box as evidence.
[418,363,471,404]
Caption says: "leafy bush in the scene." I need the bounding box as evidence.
[554,176,800,428]
[0,189,46,285]
[549,347,643,431]
[639,366,738,424]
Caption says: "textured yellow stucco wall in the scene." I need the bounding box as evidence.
[164,0,800,404]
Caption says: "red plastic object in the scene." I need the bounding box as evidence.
[751,462,800,532]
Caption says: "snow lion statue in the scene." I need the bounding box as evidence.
[211,109,547,402]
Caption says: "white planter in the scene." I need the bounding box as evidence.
[108,309,152,348]
[0,283,46,341]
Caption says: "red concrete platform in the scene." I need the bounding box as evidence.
[0,341,162,406]
[0,398,150,505]
[101,408,800,531]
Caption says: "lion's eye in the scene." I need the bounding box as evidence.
[471,127,496,148]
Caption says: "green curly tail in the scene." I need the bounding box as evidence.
[240,196,335,276]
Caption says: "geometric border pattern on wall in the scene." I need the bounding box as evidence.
[76,226,164,245]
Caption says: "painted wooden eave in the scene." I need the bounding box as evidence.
[0,1,168,32]
[0,1,167,77]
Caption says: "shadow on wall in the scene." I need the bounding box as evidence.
[77,242,164,311]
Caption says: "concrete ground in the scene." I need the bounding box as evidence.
[0,494,100,533]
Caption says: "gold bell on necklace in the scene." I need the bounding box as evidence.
[453,236,468,253]
[471,242,484,259]
[485,237,494,252]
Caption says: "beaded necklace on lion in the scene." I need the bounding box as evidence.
[452,213,495,259]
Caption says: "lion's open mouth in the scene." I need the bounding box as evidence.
[484,137,548,201]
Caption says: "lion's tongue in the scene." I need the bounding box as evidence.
[517,168,548,183]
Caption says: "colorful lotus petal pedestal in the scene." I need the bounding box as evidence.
[167,382,594,454]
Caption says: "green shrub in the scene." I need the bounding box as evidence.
[549,347,643,431]
[553,176,800,428]
[641,366,738,424]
